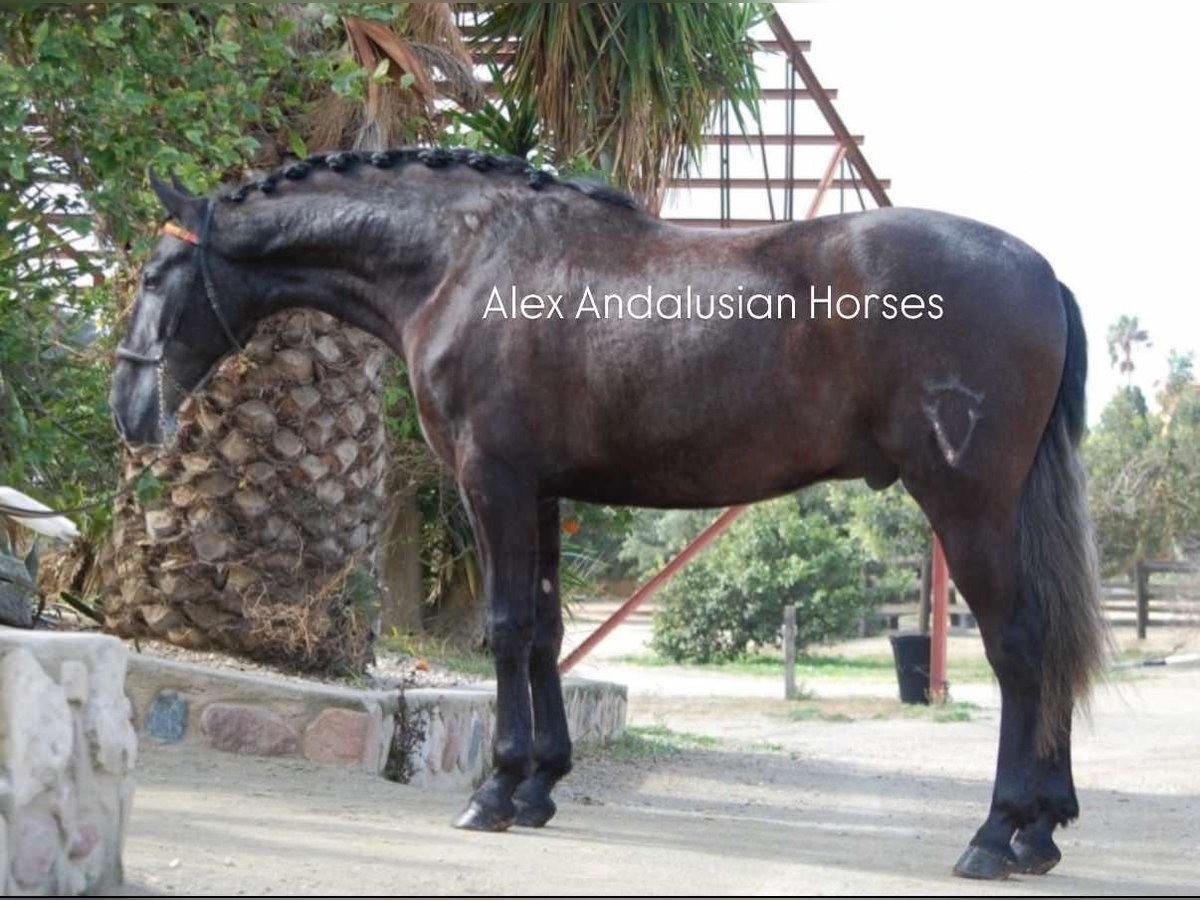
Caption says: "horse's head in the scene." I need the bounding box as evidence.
[110,174,247,446]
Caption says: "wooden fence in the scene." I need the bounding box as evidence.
[1113,561,1200,638]
[863,557,1200,638]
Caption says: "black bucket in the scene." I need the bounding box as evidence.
[889,634,931,705]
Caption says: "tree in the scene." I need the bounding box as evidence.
[650,491,876,663]
[1106,314,1151,385]
[2,4,476,671]
[1084,348,1200,574]
[475,2,762,211]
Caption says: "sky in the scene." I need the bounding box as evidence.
[673,1,1200,421]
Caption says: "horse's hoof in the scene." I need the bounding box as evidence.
[953,843,1017,880]
[452,801,514,832]
[513,794,557,828]
[1012,834,1062,875]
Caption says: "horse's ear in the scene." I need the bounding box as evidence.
[149,169,204,227]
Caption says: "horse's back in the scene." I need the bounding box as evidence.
[420,204,1071,507]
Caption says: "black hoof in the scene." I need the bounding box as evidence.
[452,800,514,832]
[953,843,1017,880]
[1012,834,1062,875]
[513,794,557,828]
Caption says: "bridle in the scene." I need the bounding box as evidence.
[6,202,245,521]
[115,200,244,369]
[114,198,246,445]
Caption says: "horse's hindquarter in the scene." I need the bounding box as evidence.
[413,207,1068,507]
[833,209,1069,504]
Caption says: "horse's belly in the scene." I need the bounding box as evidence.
[547,402,860,507]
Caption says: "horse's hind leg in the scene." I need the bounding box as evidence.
[452,458,538,832]
[931,511,1085,880]
[1012,716,1077,874]
[512,497,573,827]
[925,516,1042,880]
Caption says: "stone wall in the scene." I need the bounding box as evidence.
[126,655,627,788]
[0,633,136,895]
[404,678,628,789]
[126,655,398,773]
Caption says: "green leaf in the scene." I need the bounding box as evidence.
[289,131,308,160]
[372,59,391,82]
[59,591,105,625]
[58,215,93,239]
[136,471,163,506]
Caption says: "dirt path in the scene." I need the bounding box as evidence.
[114,662,1200,895]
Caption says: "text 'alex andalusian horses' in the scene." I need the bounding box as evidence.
[110,148,1106,880]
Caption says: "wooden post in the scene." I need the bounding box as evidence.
[1136,560,1149,640]
[929,537,949,703]
[917,551,932,635]
[783,604,797,700]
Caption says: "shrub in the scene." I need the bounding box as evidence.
[650,492,876,662]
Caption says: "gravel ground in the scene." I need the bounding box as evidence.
[112,659,1200,895]
[122,636,480,691]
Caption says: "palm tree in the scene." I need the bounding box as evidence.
[1107,315,1151,386]
[100,4,477,672]
[474,3,762,212]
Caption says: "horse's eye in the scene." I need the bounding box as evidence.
[143,272,161,291]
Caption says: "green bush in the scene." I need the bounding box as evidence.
[650,492,877,663]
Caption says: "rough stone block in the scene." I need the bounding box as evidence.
[0,648,73,807]
[60,660,89,705]
[0,632,134,895]
[11,810,58,889]
[145,691,188,744]
[200,704,299,756]
[303,708,369,767]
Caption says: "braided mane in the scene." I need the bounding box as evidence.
[221,147,639,211]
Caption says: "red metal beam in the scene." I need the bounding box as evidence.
[699,134,863,146]
[669,177,891,190]
[475,85,844,102]
[806,144,847,219]
[760,87,839,100]
[929,536,950,700]
[559,506,748,674]
[476,37,811,55]
[766,9,892,209]
[663,219,788,229]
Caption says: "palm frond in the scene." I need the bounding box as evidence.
[474,2,763,210]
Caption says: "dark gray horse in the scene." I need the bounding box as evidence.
[110,148,1106,880]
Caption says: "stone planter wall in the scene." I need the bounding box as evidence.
[126,655,627,788]
[126,656,399,774]
[0,633,137,896]
[404,678,628,790]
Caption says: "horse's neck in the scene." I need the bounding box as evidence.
[249,192,461,352]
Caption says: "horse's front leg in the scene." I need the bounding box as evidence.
[452,459,538,832]
[512,497,572,827]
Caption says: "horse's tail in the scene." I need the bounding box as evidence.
[1018,281,1106,757]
